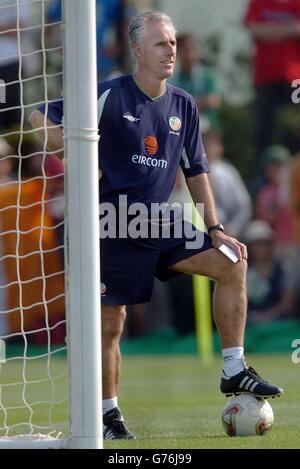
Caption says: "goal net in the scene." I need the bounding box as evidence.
[0,0,101,449]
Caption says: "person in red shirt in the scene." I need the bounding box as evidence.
[244,0,300,159]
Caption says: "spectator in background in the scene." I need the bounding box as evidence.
[0,149,66,343]
[0,137,15,336]
[46,0,62,47]
[245,220,293,325]
[28,150,65,264]
[0,136,66,342]
[0,0,30,129]
[203,130,252,238]
[0,137,15,183]
[45,155,65,265]
[170,33,222,132]
[289,151,300,316]
[47,0,136,78]
[114,0,137,76]
[244,0,300,160]
[255,145,294,261]
[95,0,132,77]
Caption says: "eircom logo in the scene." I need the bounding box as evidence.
[132,135,168,169]
[132,154,168,169]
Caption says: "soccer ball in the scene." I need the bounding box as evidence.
[221,394,274,437]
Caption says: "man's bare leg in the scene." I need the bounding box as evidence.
[170,248,247,348]
[101,304,135,439]
[101,305,126,399]
[170,247,283,397]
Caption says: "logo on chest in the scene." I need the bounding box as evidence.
[131,135,168,169]
[123,112,140,122]
[144,136,158,155]
[169,116,182,136]
[169,116,182,131]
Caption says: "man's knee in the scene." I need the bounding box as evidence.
[102,305,126,340]
[216,258,247,283]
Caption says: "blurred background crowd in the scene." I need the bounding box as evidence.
[1,0,300,347]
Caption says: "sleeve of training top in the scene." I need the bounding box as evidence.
[180,98,210,178]
[38,99,64,126]
[38,83,103,126]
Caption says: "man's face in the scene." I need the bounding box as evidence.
[135,21,176,80]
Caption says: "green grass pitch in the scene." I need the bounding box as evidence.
[107,354,300,449]
[0,353,299,448]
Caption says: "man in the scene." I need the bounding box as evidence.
[47,0,136,78]
[290,151,300,315]
[29,11,283,441]
[244,0,300,159]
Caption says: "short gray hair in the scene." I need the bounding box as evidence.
[128,11,176,49]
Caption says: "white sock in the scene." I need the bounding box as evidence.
[102,397,118,415]
[222,347,245,378]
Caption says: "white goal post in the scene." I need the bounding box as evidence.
[0,0,102,449]
[64,0,102,450]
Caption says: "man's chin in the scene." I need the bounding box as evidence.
[160,70,174,80]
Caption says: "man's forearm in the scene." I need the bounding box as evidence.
[29,110,64,160]
[248,22,300,41]
[186,173,247,258]
[186,173,219,229]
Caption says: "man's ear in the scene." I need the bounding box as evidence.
[133,42,144,60]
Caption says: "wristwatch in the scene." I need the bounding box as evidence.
[208,223,225,235]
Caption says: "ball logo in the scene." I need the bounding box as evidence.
[222,395,274,437]
[144,136,158,155]
[169,116,182,131]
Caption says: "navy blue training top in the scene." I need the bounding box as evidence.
[39,75,209,206]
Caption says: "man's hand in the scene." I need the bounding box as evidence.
[209,230,247,261]
[29,110,64,160]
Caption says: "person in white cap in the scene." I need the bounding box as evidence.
[245,220,293,324]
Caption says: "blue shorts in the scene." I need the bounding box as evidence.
[100,218,213,305]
